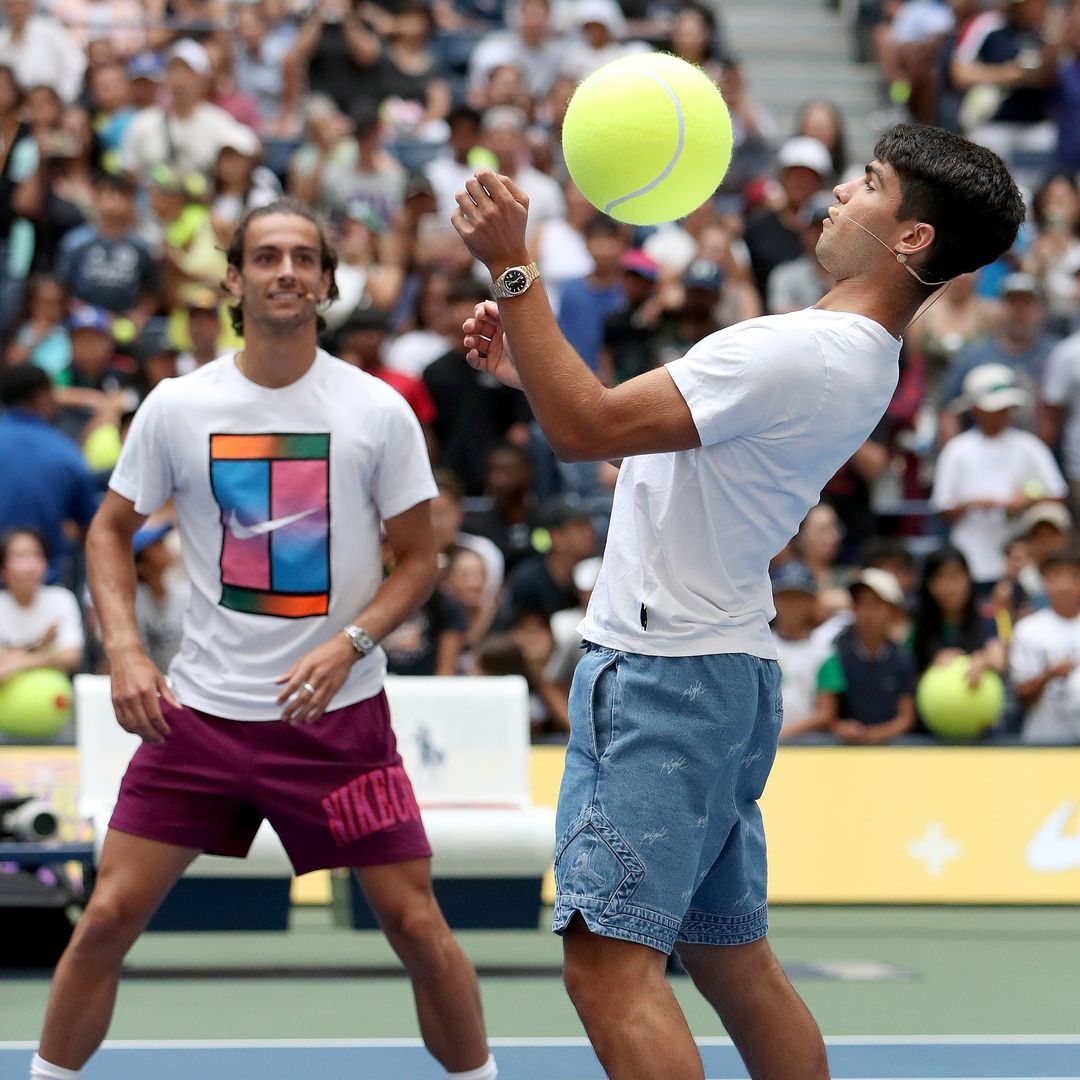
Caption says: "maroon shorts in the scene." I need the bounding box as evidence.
[109,692,432,875]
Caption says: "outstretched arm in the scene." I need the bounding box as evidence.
[453,170,700,462]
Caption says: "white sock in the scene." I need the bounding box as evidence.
[447,1052,497,1079]
[30,1054,81,1079]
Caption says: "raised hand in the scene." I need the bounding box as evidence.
[451,169,530,270]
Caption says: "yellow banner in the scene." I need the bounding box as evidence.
[10,744,1080,904]
[531,745,1080,904]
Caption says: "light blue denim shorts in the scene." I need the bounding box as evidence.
[552,643,783,954]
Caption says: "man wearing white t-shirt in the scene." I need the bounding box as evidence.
[121,39,255,183]
[932,362,1067,589]
[29,201,496,1080]
[452,123,1024,1079]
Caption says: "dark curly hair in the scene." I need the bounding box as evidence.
[223,198,340,336]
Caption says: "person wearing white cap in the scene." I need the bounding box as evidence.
[932,361,1067,589]
[121,38,259,182]
[745,136,833,301]
[558,0,650,81]
[815,567,917,744]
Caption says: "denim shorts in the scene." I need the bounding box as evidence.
[552,644,783,954]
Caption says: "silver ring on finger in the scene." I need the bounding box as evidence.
[301,681,317,696]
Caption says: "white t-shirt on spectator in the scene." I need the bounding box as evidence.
[122,103,256,181]
[579,308,900,658]
[0,15,86,103]
[513,165,567,242]
[425,155,476,221]
[1041,331,1080,479]
[538,217,593,317]
[385,330,451,378]
[109,351,437,720]
[559,39,651,82]
[468,32,565,99]
[1009,607,1080,744]
[774,631,832,730]
[931,427,1067,583]
[0,586,84,655]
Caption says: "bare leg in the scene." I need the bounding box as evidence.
[676,936,829,1080]
[356,859,489,1073]
[561,916,705,1080]
[38,830,199,1069]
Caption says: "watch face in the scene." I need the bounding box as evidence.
[503,268,528,294]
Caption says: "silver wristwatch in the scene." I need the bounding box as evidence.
[490,261,541,300]
[343,624,376,657]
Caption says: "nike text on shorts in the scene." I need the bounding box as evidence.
[553,644,783,953]
[109,693,432,873]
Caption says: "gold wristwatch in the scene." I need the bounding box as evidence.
[490,262,541,300]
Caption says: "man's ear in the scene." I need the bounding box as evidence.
[896,221,936,264]
[224,264,243,299]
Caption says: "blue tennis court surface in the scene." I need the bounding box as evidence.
[2,1037,1079,1079]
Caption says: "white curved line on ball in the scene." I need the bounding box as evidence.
[604,68,684,217]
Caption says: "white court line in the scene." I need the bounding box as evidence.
[2,1035,1080,1050]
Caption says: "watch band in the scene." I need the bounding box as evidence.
[490,262,541,300]
[343,624,376,656]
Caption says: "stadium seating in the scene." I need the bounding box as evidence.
[73,674,556,931]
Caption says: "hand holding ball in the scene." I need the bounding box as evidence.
[915,656,1004,740]
[562,53,733,226]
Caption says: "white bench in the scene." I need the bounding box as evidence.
[74,674,556,930]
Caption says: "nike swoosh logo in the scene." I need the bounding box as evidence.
[1025,800,1080,873]
[226,507,319,540]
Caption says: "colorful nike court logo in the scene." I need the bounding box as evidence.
[226,507,319,540]
[209,433,331,618]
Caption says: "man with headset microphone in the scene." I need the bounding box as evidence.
[450,123,1025,1080]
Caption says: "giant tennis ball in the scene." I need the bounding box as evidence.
[84,423,122,473]
[562,52,733,226]
[915,657,1004,740]
[0,668,74,740]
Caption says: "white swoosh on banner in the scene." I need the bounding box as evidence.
[1025,800,1080,873]
[226,507,319,540]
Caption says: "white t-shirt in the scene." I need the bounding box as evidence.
[109,351,437,720]
[121,103,255,181]
[538,217,594,318]
[1041,331,1080,478]
[384,330,451,378]
[579,309,900,658]
[1009,608,1080,744]
[774,631,832,729]
[0,586,84,654]
[931,427,1067,583]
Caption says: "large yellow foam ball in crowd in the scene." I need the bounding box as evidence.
[561,52,733,226]
[0,668,74,741]
[915,656,1004,740]
[84,423,122,473]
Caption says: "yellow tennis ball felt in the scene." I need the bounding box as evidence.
[562,53,733,226]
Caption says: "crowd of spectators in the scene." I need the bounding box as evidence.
[3,0,1080,746]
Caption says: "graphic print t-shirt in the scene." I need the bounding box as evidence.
[109,351,437,719]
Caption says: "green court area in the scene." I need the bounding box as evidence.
[3,905,1079,1044]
